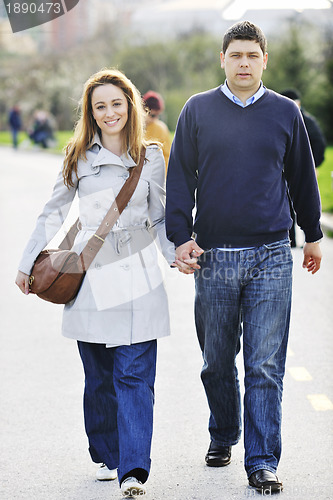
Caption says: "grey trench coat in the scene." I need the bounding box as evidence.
[19,138,175,346]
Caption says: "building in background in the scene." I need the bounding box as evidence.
[129,0,332,40]
[0,0,117,53]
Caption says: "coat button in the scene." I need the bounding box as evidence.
[91,165,100,175]
[95,263,101,269]
[94,201,101,209]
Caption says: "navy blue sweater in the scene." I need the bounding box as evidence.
[166,87,323,248]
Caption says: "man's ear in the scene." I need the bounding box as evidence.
[220,51,225,69]
[263,52,268,70]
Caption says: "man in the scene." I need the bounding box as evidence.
[280,88,326,247]
[8,105,22,149]
[166,21,322,494]
[280,89,326,169]
[143,90,172,172]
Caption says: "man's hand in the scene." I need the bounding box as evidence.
[302,242,322,274]
[172,240,204,274]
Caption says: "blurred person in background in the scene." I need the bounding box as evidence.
[280,89,326,247]
[143,90,172,172]
[8,105,22,149]
[28,110,55,148]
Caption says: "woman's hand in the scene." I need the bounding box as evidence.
[171,240,204,274]
[15,271,30,295]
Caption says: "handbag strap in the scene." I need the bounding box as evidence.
[58,220,81,250]
[59,147,146,270]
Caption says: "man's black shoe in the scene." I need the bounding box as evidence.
[248,469,283,493]
[205,441,231,467]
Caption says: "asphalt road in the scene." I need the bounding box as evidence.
[1,146,332,500]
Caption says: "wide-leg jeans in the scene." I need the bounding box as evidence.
[194,239,293,476]
[77,339,157,484]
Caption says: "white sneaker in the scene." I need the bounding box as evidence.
[96,464,117,481]
[121,477,146,497]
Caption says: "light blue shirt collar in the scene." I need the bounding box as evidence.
[221,81,266,107]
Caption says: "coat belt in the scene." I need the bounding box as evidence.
[79,221,149,255]
[79,221,148,232]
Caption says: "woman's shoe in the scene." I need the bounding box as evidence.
[121,476,146,497]
[96,464,117,481]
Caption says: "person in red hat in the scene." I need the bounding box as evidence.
[143,90,171,173]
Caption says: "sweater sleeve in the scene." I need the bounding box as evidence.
[284,111,323,243]
[165,101,198,247]
[146,146,175,265]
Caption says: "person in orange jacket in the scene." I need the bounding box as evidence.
[143,90,171,173]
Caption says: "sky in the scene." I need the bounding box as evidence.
[223,0,332,19]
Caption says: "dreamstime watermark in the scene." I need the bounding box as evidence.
[3,0,80,33]
[245,486,283,497]
[245,484,327,497]
[200,244,292,265]
[199,262,287,283]
[124,489,145,497]
[196,244,293,283]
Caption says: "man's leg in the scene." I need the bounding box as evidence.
[195,249,242,449]
[241,240,292,480]
[12,129,18,148]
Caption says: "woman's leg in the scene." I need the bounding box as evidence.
[77,341,119,471]
[113,340,157,485]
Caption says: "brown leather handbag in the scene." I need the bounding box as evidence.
[28,148,146,304]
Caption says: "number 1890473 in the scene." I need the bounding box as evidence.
[5,2,62,14]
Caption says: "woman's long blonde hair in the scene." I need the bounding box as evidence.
[63,68,147,188]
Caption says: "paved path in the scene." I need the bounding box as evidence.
[1,146,332,499]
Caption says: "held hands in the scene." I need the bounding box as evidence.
[302,242,322,274]
[15,270,30,295]
[172,240,204,274]
[16,241,320,289]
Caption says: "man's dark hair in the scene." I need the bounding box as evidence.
[280,89,301,101]
[222,21,267,54]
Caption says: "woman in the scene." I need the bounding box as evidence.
[15,69,174,497]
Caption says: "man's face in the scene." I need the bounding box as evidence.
[220,39,268,97]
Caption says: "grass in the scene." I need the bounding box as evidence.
[317,146,333,213]
[0,130,72,154]
[1,131,332,212]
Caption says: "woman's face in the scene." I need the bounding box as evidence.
[91,83,129,140]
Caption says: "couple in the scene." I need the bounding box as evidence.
[16,21,322,498]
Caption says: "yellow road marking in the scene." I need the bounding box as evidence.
[288,367,312,381]
[307,394,333,411]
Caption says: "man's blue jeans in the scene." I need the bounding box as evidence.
[77,340,157,484]
[194,239,293,476]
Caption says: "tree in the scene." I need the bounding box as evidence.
[0,20,331,139]
[263,18,332,141]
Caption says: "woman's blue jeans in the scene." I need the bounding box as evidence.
[77,340,157,484]
[194,239,293,477]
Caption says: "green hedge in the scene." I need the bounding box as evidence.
[317,147,333,213]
